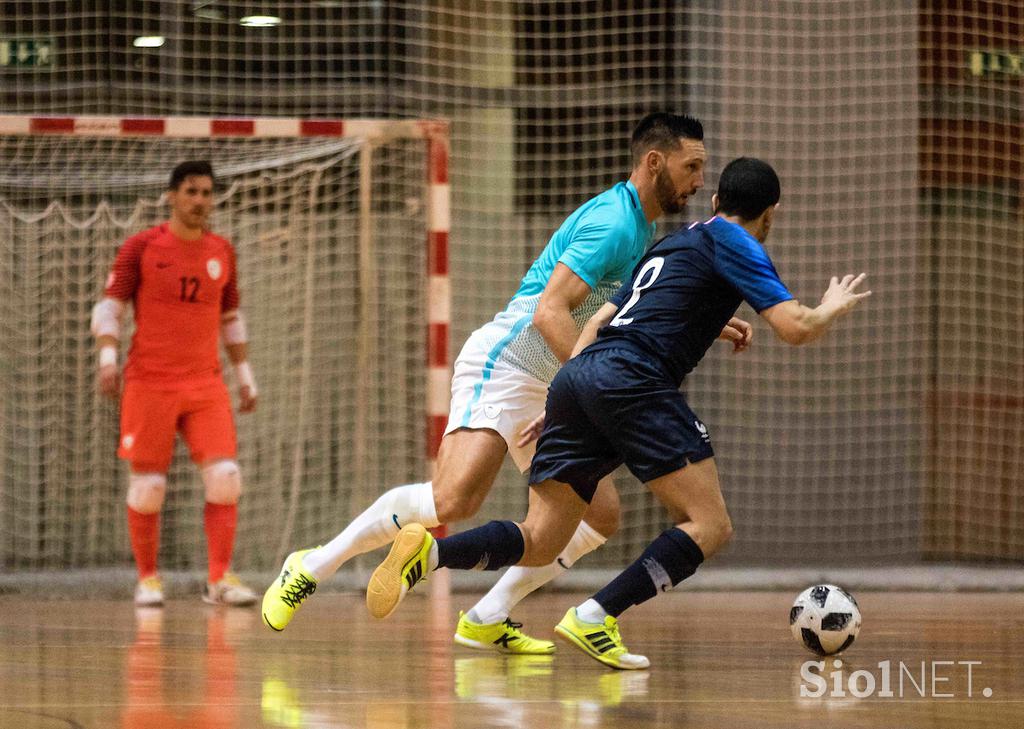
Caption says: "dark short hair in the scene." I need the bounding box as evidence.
[630,113,704,166]
[169,160,215,190]
[716,157,780,221]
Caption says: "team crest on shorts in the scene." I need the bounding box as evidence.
[483,404,502,420]
[206,258,223,280]
[695,419,710,443]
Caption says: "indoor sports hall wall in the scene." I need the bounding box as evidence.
[0,1,1019,576]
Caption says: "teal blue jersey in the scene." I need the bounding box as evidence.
[468,181,655,383]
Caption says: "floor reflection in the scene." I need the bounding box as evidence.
[451,653,650,728]
[122,606,250,729]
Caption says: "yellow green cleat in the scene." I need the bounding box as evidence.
[366,523,433,619]
[454,611,555,655]
[553,608,650,670]
[262,548,320,632]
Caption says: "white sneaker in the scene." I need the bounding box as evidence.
[134,575,164,607]
[203,573,257,607]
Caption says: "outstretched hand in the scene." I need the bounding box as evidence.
[822,273,872,314]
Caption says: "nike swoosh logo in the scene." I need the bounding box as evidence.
[557,558,569,569]
[156,262,172,269]
[392,514,401,530]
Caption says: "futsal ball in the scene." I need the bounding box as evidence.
[789,584,862,656]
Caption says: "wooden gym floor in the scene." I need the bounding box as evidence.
[0,590,1020,728]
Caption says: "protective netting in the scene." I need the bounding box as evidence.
[0,1,1020,574]
[0,134,429,571]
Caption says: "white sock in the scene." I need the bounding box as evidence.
[575,598,609,624]
[303,482,438,581]
[467,520,606,625]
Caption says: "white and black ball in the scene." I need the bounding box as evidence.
[790,584,861,656]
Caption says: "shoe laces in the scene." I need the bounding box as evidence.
[603,619,628,655]
[281,573,317,608]
[502,618,525,635]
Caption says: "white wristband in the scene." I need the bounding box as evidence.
[99,346,117,368]
[234,361,257,396]
[221,311,248,346]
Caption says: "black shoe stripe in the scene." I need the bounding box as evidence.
[585,631,608,640]
[558,626,617,666]
[405,562,424,588]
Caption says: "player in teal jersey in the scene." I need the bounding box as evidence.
[263,114,748,650]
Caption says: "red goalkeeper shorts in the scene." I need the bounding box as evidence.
[118,380,237,472]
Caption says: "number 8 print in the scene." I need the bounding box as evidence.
[610,257,664,327]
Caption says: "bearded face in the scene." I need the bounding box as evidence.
[655,164,689,215]
[639,139,706,219]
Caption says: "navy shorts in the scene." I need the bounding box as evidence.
[528,347,714,503]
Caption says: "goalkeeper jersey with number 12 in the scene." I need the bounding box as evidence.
[104,223,240,390]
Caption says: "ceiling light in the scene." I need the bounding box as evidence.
[239,15,281,27]
[133,36,166,48]
[192,1,224,19]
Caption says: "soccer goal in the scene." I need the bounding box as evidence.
[0,116,449,577]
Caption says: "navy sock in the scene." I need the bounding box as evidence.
[592,527,705,617]
[436,520,525,571]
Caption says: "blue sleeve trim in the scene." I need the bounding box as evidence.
[713,227,794,312]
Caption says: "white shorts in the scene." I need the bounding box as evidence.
[444,334,549,473]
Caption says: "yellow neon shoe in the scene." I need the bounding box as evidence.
[366,523,433,619]
[262,548,319,632]
[553,608,650,670]
[454,611,556,655]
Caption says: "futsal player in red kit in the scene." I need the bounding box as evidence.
[91,161,258,607]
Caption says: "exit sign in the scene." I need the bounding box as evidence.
[968,50,1023,77]
[0,38,55,68]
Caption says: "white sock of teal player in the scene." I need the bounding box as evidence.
[303,482,438,581]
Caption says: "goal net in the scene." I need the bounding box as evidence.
[0,2,1020,585]
[0,118,449,575]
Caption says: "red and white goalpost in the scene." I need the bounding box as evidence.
[0,116,449,573]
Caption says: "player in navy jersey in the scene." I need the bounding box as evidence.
[366,157,871,669]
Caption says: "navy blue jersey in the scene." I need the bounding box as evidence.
[585,216,793,385]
